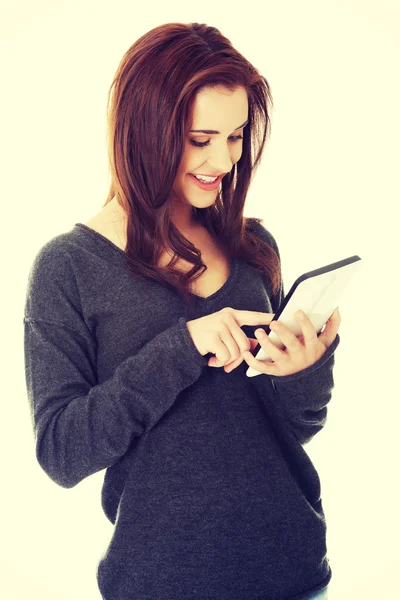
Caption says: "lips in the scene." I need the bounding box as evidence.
[188,172,223,190]
[191,173,224,178]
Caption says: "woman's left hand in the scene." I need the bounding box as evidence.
[241,307,341,376]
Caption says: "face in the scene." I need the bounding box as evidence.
[170,86,249,232]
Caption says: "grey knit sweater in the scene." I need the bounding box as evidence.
[23,219,340,600]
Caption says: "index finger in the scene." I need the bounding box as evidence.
[224,307,275,327]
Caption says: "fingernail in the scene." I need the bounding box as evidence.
[295,311,304,320]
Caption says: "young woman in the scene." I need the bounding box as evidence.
[23,22,340,600]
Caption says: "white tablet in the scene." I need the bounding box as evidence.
[245,254,363,377]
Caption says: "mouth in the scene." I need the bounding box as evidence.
[188,173,224,190]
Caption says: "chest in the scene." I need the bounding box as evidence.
[158,235,231,299]
[77,234,273,383]
[84,212,231,299]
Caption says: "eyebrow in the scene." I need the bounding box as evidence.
[189,119,249,135]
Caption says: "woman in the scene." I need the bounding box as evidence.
[23,22,340,600]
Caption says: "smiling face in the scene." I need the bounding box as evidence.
[170,85,249,232]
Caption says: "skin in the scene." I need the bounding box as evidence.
[176,87,342,374]
[170,85,249,232]
[210,307,342,375]
[104,85,248,240]
[108,85,341,373]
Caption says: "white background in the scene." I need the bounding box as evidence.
[1,1,399,598]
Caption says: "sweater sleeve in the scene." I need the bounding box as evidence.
[23,243,208,489]
[247,221,341,445]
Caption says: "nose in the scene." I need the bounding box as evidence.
[203,144,234,176]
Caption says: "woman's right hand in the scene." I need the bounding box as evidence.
[186,306,274,371]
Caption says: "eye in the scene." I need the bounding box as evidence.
[190,135,244,148]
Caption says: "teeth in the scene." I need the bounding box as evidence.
[194,174,218,183]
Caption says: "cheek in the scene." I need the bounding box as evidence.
[232,144,243,159]
[179,142,243,175]
[177,147,193,175]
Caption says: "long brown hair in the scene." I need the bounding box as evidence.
[103,22,281,312]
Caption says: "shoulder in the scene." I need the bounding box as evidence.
[27,232,77,284]
[24,232,81,321]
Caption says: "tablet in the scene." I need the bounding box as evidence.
[245,254,362,377]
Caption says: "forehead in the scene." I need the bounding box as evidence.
[191,86,248,127]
